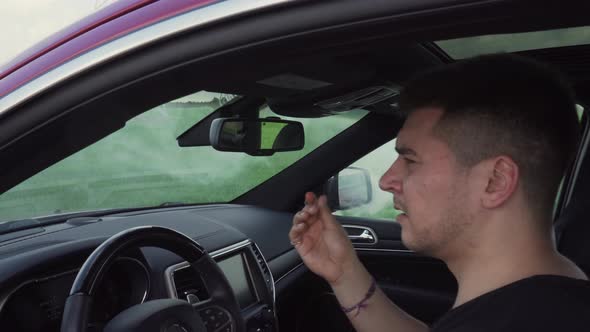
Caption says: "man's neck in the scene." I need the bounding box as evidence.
[444,221,583,308]
[449,246,553,308]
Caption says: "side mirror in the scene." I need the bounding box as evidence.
[325,167,372,211]
[209,118,304,156]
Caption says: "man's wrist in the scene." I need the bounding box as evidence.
[330,258,375,310]
[330,257,366,288]
[340,277,377,317]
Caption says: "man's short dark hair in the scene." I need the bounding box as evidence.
[400,53,581,220]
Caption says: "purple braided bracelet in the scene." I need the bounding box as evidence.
[340,278,377,317]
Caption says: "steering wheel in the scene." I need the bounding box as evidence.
[60,226,244,332]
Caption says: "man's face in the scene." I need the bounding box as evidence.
[379,107,477,258]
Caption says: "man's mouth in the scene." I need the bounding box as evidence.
[394,202,407,216]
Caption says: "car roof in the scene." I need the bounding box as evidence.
[0,0,219,98]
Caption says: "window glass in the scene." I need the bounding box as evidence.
[436,26,590,59]
[0,91,367,222]
[334,139,401,221]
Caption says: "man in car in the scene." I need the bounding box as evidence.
[288,54,590,331]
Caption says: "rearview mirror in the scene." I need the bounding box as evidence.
[325,167,372,211]
[210,118,304,156]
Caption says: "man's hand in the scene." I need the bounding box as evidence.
[289,193,427,332]
[288,192,359,285]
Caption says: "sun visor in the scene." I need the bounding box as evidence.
[256,59,402,117]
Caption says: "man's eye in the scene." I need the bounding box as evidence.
[404,157,416,164]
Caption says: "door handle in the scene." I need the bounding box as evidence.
[343,225,378,245]
[349,229,374,241]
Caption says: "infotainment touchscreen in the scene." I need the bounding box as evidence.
[217,253,257,309]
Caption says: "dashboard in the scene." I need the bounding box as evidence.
[0,205,305,332]
[0,255,151,331]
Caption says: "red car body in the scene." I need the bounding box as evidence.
[0,0,219,97]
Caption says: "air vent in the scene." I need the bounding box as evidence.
[251,244,273,292]
[172,266,209,302]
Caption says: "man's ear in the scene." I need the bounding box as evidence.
[482,156,519,209]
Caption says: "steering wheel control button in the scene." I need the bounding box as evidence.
[217,310,230,324]
[200,307,231,332]
[261,308,273,322]
[165,323,189,332]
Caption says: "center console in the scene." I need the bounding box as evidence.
[165,240,277,332]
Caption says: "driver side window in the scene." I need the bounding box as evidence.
[333,139,403,221]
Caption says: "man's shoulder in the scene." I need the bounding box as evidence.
[514,274,590,305]
[431,275,590,332]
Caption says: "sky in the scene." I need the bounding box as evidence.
[0,0,119,66]
[0,0,218,103]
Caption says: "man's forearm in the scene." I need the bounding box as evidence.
[330,259,429,332]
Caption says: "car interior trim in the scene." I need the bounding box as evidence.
[163,238,279,328]
[115,256,151,304]
[0,267,79,313]
[242,249,262,307]
[164,239,254,299]
[0,255,152,316]
[563,114,590,209]
[274,262,305,284]
[210,239,253,259]
[343,224,379,245]
[270,247,415,288]
[252,242,277,307]
[355,248,415,254]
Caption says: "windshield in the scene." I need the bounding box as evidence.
[0,91,367,222]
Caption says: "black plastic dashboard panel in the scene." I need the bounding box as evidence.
[1,253,151,331]
[0,205,293,260]
[0,204,300,332]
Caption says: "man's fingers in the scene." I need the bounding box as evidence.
[289,222,306,243]
[293,194,332,229]
[317,195,339,229]
[300,192,319,216]
[302,203,318,216]
[293,210,313,226]
[294,200,321,228]
[305,192,317,205]
[289,192,325,247]
[317,195,333,215]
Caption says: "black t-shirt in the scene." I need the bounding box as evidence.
[431,275,590,331]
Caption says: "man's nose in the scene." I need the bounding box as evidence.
[379,159,403,194]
